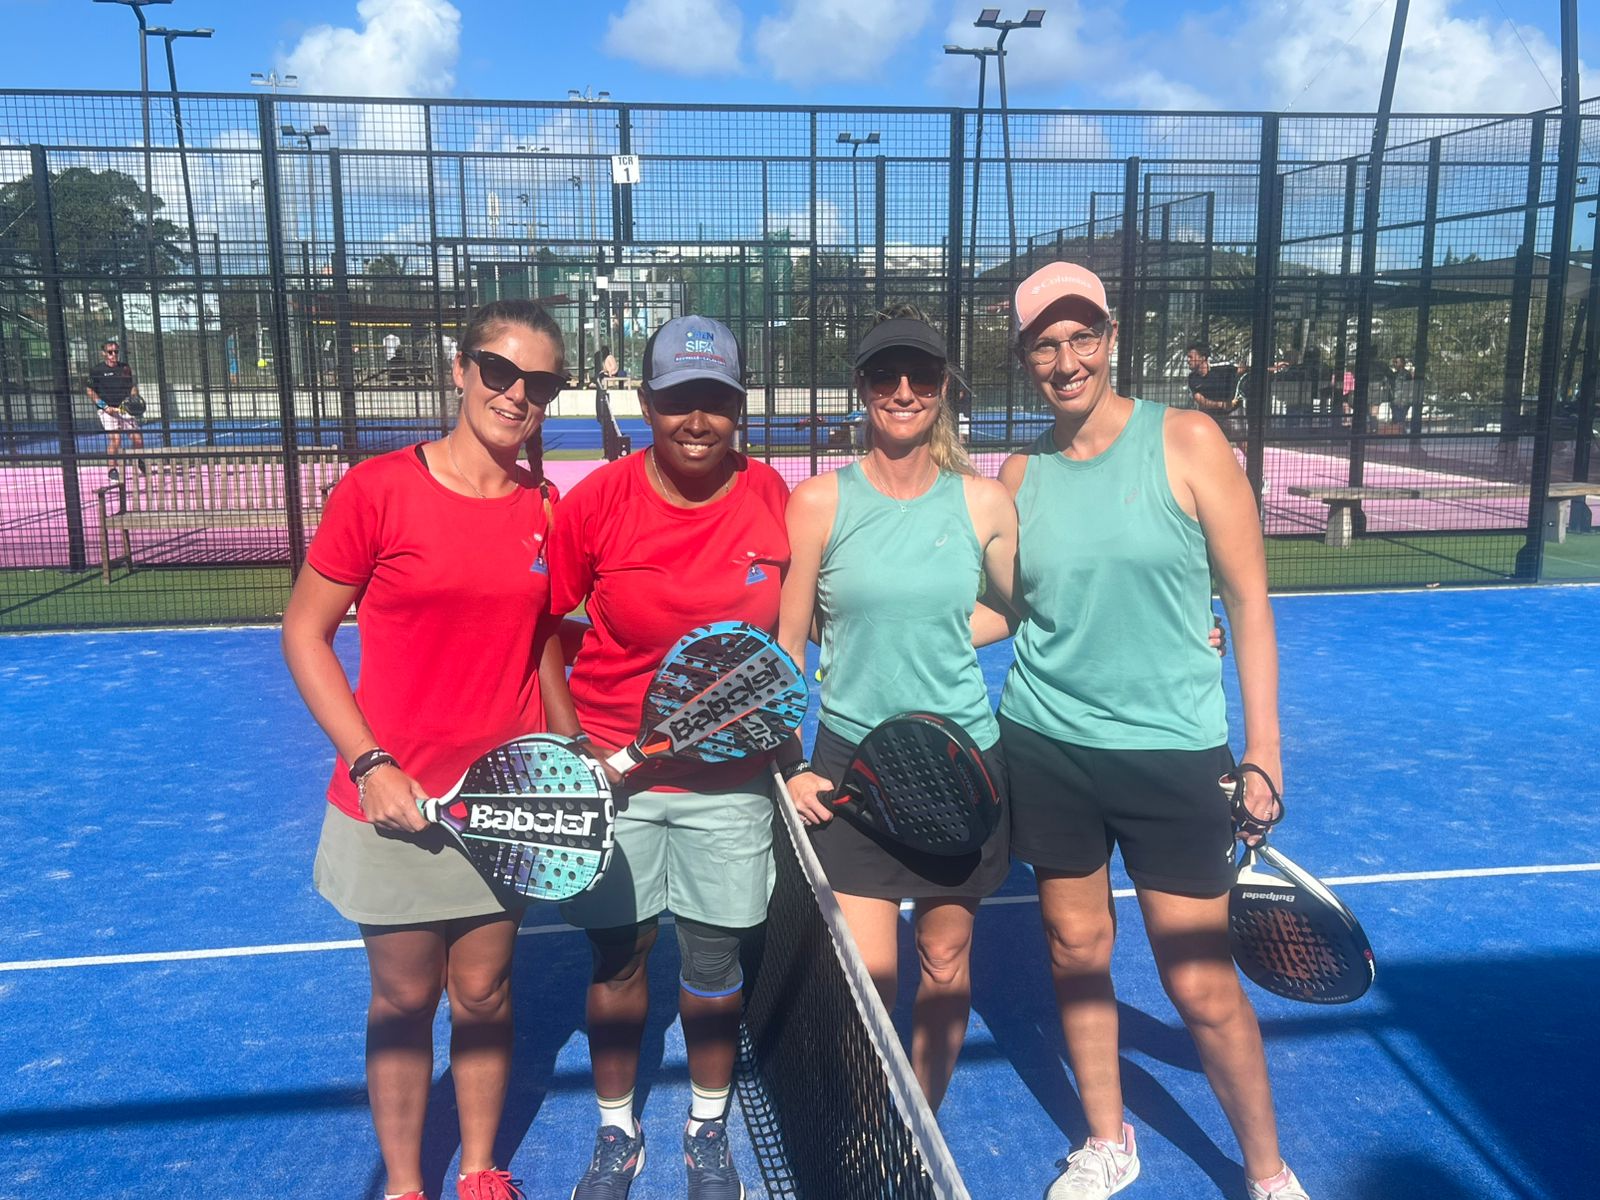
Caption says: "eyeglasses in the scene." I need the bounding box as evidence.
[103,347,119,356]
[1024,327,1108,365]
[862,364,944,399]
[463,349,565,406]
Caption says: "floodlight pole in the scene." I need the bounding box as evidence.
[838,132,880,320]
[945,44,998,383]
[149,25,214,441]
[975,9,1045,272]
[96,0,173,441]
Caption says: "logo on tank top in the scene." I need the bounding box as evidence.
[526,532,549,574]
[745,564,768,586]
[934,533,949,547]
[1124,487,1140,505]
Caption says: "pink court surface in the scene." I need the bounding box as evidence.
[1,448,1592,572]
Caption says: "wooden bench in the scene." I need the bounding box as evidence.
[95,447,348,583]
[1288,482,1597,548]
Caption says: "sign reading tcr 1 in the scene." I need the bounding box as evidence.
[611,154,641,185]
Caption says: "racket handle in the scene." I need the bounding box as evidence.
[604,745,641,774]
[417,797,440,823]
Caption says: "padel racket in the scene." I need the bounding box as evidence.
[121,396,146,418]
[1224,766,1374,1004]
[823,713,1001,855]
[606,621,807,774]
[420,734,614,902]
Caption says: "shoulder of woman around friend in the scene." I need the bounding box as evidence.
[996,451,1030,497]
[784,471,840,531]
[1162,405,1237,479]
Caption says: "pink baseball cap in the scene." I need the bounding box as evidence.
[1013,262,1110,337]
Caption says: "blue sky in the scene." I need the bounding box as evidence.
[3,0,1591,114]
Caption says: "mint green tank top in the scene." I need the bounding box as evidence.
[999,397,1227,749]
[817,464,999,748]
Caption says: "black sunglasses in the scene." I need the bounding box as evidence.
[862,364,943,399]
[463,349,565,406]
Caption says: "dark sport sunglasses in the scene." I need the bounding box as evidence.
[862,364,944,399]
[463,349,565,406]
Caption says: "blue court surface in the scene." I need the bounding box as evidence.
[2,586,1596,1199]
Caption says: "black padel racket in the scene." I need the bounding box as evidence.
[1229,839,1375,1005]
[420,734,614,903]
[824,713,1000,855]
[606,621,808,774]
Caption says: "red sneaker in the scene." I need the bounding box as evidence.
[458,1168,524,1200]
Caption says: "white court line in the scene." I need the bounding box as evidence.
[3,863,1597,974]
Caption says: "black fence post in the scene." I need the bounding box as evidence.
[256,96,307,575]
[1116,156,1140,397]
[1248,118,1281,502]
[1502,120,1546,457]
[946,110,965,378]
[329,150,359,455]
[1517,3,1584,579]
[425,103,450,435]
[873,154,887,315]
[1410,137,1442,452]
[32,145,88,573]
[807,110,820,478]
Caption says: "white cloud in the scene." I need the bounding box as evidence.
[756,0,936,84]
[604,0,744,75]
[282,0,461,99]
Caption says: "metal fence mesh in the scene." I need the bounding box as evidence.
[1,91,1596,629]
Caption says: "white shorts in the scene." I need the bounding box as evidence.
[97,408,140,433]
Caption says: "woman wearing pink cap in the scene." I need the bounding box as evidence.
[981,262,1308,1200]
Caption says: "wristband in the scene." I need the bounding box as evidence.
[348,748,398,783]
[778,758,812,782]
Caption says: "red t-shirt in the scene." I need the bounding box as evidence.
[307,446,558,819]
[548,451,791,788]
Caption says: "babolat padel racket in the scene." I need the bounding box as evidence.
[824,712,1001,855]
[606,621,808,774]
[420,734,614,902]
[1224,772,1375,1004]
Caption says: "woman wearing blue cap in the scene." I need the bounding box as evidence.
[777,307,1017,1111]
[546,315,790,1200]
[986,262,1307,1200]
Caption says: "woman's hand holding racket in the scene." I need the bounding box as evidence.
[1230,756,1284,847]
[782,769,836,827]
[359,763,431,835]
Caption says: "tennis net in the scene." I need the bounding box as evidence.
[737,773,971,1200]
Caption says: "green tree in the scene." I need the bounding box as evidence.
[0,166,183,280]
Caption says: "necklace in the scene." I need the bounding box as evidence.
[863,454,937,512]
[446,431,488,500]
[647,447,731,506]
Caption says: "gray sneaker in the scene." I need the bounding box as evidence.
[683,1117,744,1200]
[1046,1122,1140,1199]
[571,1122,645,1200]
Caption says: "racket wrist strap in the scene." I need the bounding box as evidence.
[349,748,398,784]
[777,758,812,782]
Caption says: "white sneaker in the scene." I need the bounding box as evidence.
[1046,1122,1140,1199]
[1246,1164,1310,1199]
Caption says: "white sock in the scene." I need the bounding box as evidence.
[598,1088,635,1131]
[686,1080,731,1134]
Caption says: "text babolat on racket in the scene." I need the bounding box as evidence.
[1222,768,1375,1004]
[606,621,807,774]
[824,712,1000,855]
[420,734,614,903]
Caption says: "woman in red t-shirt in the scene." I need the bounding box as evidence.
[282,300,578,1200]
[546,316,790,1200]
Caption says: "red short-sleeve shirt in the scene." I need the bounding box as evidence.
[307,447,558,819]
[547,452,791,788]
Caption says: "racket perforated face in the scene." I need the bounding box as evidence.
[834,713,1000,855]
[1229,844,1375,1004]
[631,621,807,766]
[430,735,615,902]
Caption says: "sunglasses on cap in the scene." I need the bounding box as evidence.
[862,363,944,400]
[463,349,565,406]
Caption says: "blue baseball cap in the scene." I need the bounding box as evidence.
[643,315,746,395]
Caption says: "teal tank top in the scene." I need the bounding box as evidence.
[817,464,999,748]
[999,397,1227,749]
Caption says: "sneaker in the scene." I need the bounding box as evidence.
[1247,1164,1310,1199]
[571,1121,646,1199]
[459,1168,523,1200]
[1046,1123,1140,1199]
[683,1117,744,1200]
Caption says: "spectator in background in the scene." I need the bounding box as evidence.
[1385,355,1415,426]
[383,332,401,363]
[87,340,145,484]
[1186,341,1246,462]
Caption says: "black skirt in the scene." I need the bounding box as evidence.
[804,722,1010,901]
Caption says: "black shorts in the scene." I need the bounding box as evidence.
[998,714,1236,896]
[806,722,1010,901]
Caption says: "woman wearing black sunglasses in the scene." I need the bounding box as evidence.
[776,308,1018,1110]
[283,299,580,1200]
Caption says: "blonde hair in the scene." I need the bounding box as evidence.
[857,305,976,478]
